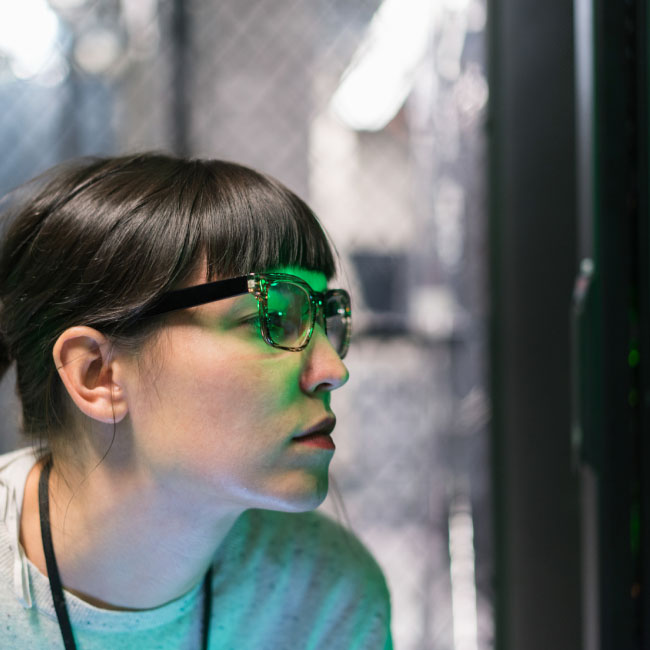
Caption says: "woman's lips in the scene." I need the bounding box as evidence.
[291,417,336,449]
[292,432,335,450]
[294,417,336,439]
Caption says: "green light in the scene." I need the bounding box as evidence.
[628,349,640,367]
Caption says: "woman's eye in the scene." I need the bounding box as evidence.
[238,314,261,329]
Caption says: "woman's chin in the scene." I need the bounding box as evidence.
[255,473,330,513]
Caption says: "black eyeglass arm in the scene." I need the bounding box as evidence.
[140,276,249,318]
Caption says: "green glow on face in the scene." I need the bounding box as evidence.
[265,265,328,293]
[255,266,338,412]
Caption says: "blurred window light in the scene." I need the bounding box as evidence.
[0,0,60,79]
[330,0,438,132]
[122,0,158,30]
[74,26,122,75]
[436,0,473,81]
[434,175,465,272]
[121,0,160,58]
[454,63,489,123]
[444,0,471,11]
[48,0,87,9]
[466,0,487,32]
[449,495,479,650]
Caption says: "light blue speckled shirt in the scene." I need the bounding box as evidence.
[0,447,392,649]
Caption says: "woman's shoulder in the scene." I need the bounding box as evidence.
[0,447,41,514]
[0,447,39,474]
[212,509,393,646]
[221,508,389,595]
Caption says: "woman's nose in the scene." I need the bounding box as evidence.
[299,325,350,394]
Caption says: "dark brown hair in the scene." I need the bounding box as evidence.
[0,153,336,449]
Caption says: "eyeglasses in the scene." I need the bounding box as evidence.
[138,273,352,359]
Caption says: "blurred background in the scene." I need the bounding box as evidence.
[0,1,491,648]
[1,1,648,649]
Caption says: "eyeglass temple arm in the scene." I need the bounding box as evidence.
[139,276,250,318]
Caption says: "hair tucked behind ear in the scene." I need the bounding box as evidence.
[0,152,337,456]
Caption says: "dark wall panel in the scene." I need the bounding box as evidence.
[488,0,582,648]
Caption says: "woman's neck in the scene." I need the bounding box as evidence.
[19,454,242,611]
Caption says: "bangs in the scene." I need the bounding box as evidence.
[188,161,337,282]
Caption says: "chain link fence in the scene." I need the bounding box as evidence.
[0,1,491,648]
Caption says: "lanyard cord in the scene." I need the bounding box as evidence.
[38,456,213,650]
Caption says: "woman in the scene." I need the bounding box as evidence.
[0,154,392,649]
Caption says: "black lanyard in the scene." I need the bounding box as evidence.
[38,456,213,650]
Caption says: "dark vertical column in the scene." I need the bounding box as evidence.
[640,0,650,638]
[169,0,190,156]
[488,0,581,648]
[587,0,649,646]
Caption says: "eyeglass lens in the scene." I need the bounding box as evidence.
[266,281,311,348]
[323,293,347,356]
[265,281,348,356]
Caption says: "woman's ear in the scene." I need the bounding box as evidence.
[52,326,129,424]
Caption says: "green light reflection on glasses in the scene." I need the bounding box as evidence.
[137,272,352,359]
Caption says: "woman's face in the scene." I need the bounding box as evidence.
[120,266,350,514]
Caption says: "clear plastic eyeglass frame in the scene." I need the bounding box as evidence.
[137,272,352,359]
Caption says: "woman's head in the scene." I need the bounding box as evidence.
[0,153,340,469]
